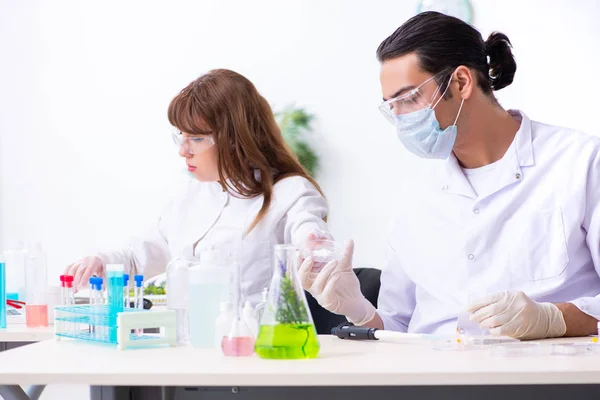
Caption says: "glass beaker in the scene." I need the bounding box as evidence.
[255,245,320,359]
[25,242,48,328]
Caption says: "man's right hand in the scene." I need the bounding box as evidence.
[298,240,376,326]
[64,256,104,292]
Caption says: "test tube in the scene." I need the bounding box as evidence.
[59,275,75,334]
[60,275,66,304]
[0,257,7,329]
[63,275,75,305]
[123,274,130,308]
[134,274,144,336]
[96,278,105,339]
[105,264,124,342]
[89,277,97,338]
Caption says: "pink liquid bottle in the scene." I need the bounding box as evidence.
[221,315,255,357]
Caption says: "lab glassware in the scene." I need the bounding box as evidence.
[255,245,320,359]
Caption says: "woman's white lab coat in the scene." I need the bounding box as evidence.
[96,175,328,303]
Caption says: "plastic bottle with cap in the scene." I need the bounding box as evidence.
[188,251,231,348]
[167,258,191,346]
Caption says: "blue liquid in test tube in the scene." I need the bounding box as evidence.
[1,260,7,329]
[106,264,124,342]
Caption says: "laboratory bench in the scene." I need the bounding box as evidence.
[0,334,599,400]
[0,315,54,351]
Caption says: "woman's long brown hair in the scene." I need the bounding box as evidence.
[168,69,325,233]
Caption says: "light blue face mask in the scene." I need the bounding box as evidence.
[394,78,464,160]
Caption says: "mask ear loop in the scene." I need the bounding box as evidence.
[453,98,465,126]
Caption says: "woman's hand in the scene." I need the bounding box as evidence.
[64,255,104,292]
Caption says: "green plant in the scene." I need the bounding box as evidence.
[276,106,319,176]
[275,260,309,325]
[142,282,166,296]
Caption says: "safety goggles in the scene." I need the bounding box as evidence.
[378,70,451,124]
[171,128,215,155]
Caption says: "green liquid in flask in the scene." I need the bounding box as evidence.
[255,323,320,359]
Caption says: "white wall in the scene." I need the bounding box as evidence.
[1,0,599,284]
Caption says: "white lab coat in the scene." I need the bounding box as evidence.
[378,110,600,335]
[97,175,328,304]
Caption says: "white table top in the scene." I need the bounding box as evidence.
[0,335,599,387]
[0,316,54,343]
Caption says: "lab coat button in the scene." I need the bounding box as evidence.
[515,173,522,180]
[473,208,480,214]
[442,185,449,191]
[468,254,475,260]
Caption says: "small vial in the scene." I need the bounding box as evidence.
[63,275,75,304]
[60,275,67,304]
[89,277,98,338]
[134,274,144,336]
[123,274,130,308]
[96,278,105,339]
[61,275,75,334]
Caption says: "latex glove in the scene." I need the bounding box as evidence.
[302,229,335,271]
[467,291,566,340]
[298,240,376,326]
[64,255,105,292]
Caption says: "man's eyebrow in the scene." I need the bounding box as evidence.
[383,85,416,102]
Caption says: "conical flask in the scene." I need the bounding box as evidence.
[255,244,320,359]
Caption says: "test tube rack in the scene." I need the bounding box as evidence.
[54,305,177,350]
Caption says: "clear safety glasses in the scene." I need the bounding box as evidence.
[378,70,452,124]
[171,128,215,155]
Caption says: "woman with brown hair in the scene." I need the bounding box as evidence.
[65,69,330,303]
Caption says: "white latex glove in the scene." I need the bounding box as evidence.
[467,291,566,340]
[302,229,335,271]
[298,240,376,326]
[64,256,105,292]
[305,229,333,243]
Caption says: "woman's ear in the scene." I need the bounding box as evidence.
[454,66,474,100]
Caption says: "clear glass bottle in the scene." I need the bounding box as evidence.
[4,241,27,301]
[254,245,320,359]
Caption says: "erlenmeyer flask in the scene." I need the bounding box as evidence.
[255,245,320,359]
